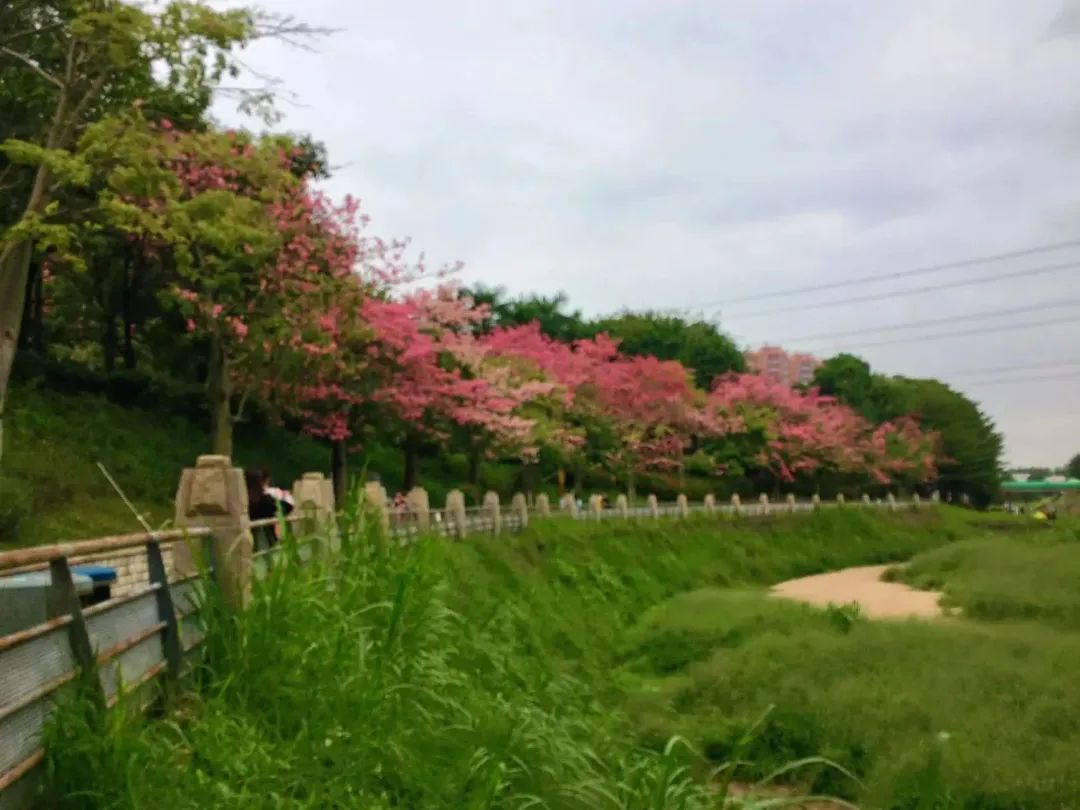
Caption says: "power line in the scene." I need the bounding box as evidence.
[959,373,1080,388]
[814,313,1078,352]
[723,259,1080,319]
[710,238,1080,307]
[775,297,1080,344]
[942,359,1080,378]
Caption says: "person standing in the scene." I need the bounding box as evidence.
[246,467,295,551]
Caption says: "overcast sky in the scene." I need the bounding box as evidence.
[215,0,1080,468]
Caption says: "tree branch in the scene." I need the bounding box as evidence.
[0,45,63,88]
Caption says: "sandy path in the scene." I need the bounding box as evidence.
[771,564,943,619]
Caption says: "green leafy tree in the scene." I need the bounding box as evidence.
[1066,454,1080,480]
[592,311,744,390]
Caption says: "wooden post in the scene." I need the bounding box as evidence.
[484,491,502,535]
[174,455,252,611]
[146,540,183,679]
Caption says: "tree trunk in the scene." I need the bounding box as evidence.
[0,78,69,467]
[627,468,637,503]
[102,316,117,373]
[207,335,232,457]
[403,432,420,490]
[522,461,537,498]
[18,258,43,353]
[467,442,482,486]
[331,439,348,505]
[121,252,136,370]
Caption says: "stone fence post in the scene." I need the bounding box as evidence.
[560,493,579,518]
[836,493,845,506]
[535,493,551,517]
[511,492,529,530]
[174,455,252,610]
[931,490,941,504]
[886,492,897,511]
[862,494,872,508]
[731,493,741,515]
[811,493,821,510]
[759,493,769,515]
[676,493,689,518]
[647,494,659,518]
[292,472,336,551]
[364,481,390,533]
[445,489,468,539]
[786,493,796,513]
[912,493,921,510]
[703,493,716,513]
[406,486,431,533]
[588,494,604,519]
[484,491,502,535]
[615,493,629,518]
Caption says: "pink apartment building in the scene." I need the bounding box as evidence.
[745,346,820,386]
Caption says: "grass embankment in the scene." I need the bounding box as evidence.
[622,521,1080,808]
[42,508,990,809]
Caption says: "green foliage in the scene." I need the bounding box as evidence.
[815,354,1004,506]
[0,475,33,540]
[894,534,1080,629]
[593,311,745,390]
[1066,453,1080,480]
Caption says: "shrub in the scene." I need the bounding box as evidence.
[0,476,33,542]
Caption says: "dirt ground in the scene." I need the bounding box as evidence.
[771,564,943,619]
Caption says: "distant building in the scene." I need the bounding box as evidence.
[745,346,821,387]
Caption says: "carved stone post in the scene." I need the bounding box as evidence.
[886,492,897,511]
[589,494,604,519]
[445,489,468,539]
[535,493,551,517]
[292,472,336,551]
[615,493,630,518]
[731,493,741,515]
[703,494,716,513]
[647,494,660,518]
[862,494,872,508]
[560,493,579,518]
[406,486,431,533]
[912,493,921,510]
[484,491,502,535]
[786,493,796,513]
[676,493,689,518]
[931,490,941,504]
[811,493,821,510]
[759,493,770,515]
[511,492,529,530]
[174,455,252,610]
[836,493,845,507]
[364,481,390,532]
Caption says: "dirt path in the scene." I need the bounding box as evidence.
[771,564,943,619]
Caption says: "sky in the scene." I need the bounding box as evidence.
[214,0,1080,468]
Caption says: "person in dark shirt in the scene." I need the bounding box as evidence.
[246,468,294,551]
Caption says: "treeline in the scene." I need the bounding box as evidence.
[0,2,1000,507]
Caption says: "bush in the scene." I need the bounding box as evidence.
[0,476,33,542]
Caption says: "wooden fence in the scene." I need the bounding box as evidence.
[0,453,937,808]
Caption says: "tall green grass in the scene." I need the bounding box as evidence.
[39,507,1037,808]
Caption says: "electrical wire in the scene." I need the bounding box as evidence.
[707,238,1080,307]
[773,297,1080,344]
[722,260,1080,319]
[813,313,1078,352]
[941,359,1080,378]
[958,373,1080,388]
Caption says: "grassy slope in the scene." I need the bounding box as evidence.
[621,521,1080,809]
[43,506,1032,809]
[0,384,527,549]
